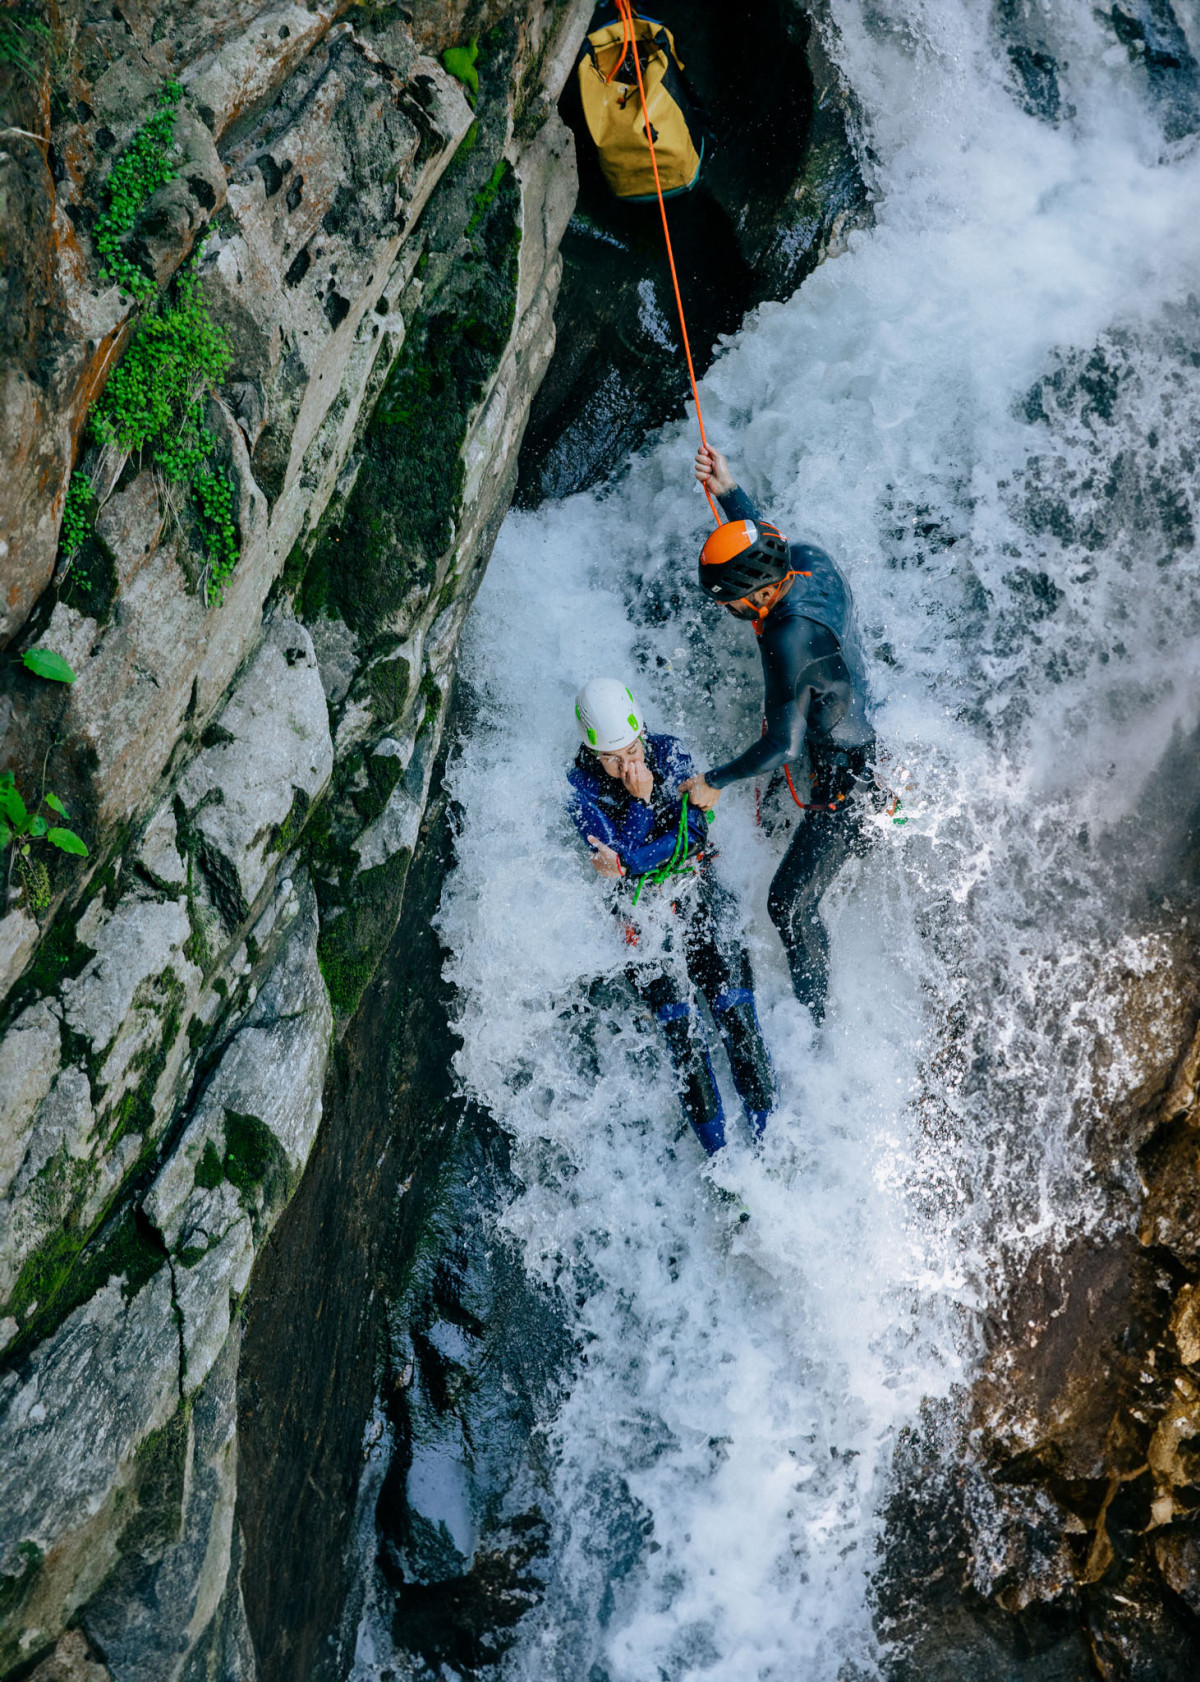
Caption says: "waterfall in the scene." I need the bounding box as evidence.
[375,1,1200,1675]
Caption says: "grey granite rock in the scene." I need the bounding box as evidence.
[0,1000,62,1202]
[144,876,329,1393]
[177,619,333,930]
[0,1268,179,1642]
[0,0,594,1669]
[60,898,193,1066]
[136,804,188,894]
[78,1324,246,1682]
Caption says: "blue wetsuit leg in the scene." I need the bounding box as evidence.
[685,878,777,1137]
[635,969,726,1154]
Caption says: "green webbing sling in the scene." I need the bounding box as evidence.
[630,794,711,906]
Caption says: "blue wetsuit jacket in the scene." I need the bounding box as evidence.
[705,487,873,791]
[567,732,709,877]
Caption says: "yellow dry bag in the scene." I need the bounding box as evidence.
[576,13,703,202]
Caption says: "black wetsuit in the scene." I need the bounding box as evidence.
[705,486,876,1017]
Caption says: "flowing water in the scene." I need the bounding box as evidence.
[354,1,1200,1676]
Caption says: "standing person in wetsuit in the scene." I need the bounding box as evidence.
[682,446,876,1020]
[568,677,776,1156]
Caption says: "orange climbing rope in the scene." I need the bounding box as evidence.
[614,0,721,525]
[754,715,844,818]
[604,0,632,83]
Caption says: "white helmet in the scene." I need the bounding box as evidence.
[574,678,644,753]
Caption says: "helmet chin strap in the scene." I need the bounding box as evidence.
[732,572,797,634]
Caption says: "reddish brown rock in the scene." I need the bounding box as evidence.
[1140,1119,1200,1269]
[974,1233,1171,1492]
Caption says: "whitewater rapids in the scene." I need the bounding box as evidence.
[368,0,1200,1675]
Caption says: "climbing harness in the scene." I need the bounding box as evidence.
[631,792,706,905]
[753,716,843,821]
[784,766,844,812]
[753,717,910,823]
[610,0,722,526]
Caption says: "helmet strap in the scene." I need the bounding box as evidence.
[743,572,796,634]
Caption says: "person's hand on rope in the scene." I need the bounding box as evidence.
[680,773,722,811]
[588,837,625,878]
[695,444,736,498]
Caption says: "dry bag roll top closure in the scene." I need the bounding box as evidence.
[577,12,703,201]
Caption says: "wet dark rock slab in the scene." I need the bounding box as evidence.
[371,1106,568,1674]
[235,735,463,1682]
[235,698,570,1682]
[878,1031,1200,1680]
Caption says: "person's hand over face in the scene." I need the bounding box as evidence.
[623,760,654,802]
[596,741,653,803]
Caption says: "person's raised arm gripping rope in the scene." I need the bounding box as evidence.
[682,445,877,1019]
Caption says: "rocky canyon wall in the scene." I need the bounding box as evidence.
[0,2,589,1675]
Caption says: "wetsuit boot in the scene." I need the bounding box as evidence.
[711,988,776,1138]
[654,1000,726,1154]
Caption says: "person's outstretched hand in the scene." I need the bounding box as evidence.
[695,443,736,498]
[681,774,721,811]
[588,837,624,877]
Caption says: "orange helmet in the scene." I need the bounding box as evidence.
[698,517,791,602]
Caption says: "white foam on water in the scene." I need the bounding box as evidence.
[429,1,1200,1675]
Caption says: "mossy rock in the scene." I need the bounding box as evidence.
[3,1202,167,1362]
[317,849,412,1024]
[300,158,520,646]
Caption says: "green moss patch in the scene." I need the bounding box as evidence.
[442,38,480,103]
[61,523,120,626]
[2,910,96,1026]
[118,1405,190,1558]
[364,646,414,730]
[223,1109,292,1231]
[269,786,311,858]
[307,160,520,644]
[3,1202,168,1362]
[0,1541,44,1660]
[317,849,412,1024]
[194,1138,224,1190]
[106,967,186,1148]
[353,746,407,828]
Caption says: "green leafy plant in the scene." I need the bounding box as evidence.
[0,6,50,82]
[59,472,95,556]
[191,463,239,601]
[466,158,508,237]
[21,648,76,683]
[1,772,88,915]
[90,253,240,604]
[441,38,479,104]
[92,256,231,458]
[93,80,183,299]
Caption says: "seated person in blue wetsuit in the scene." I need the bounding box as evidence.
[682,445,877,1020]
[567,677,775,1156]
